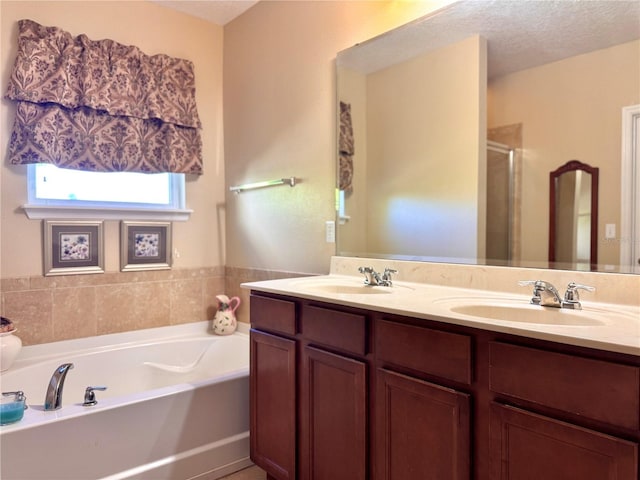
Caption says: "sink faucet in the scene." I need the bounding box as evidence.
[561,282,596,310]
[44,363,74,411]
[518,280,595,309]
[358,267,397,287]
[518,280,563,307]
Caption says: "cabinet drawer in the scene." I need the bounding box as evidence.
[490,403,638,479]
[489,342,640,431]
[376,319,472,385]
[302,305,367,355]
[250,295,297,335]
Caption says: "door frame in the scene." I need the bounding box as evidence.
[621,104,640,273]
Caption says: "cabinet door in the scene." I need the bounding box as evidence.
[250,329,296,480]
[376,368,471,480]
[490,403,638,480]
[301,346,367,480]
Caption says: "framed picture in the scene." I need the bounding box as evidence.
[43,220,104,276]
[120,221,172,272]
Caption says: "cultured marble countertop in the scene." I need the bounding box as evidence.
[243,274,640,356]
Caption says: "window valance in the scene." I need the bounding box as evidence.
[5,19,203,175]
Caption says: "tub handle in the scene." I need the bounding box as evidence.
[82,386,107,407]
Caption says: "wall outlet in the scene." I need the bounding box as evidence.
[325,221,335,243]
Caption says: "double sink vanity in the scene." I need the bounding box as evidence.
[244,257,640,480]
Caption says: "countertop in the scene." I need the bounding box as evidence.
[243,274,640,356]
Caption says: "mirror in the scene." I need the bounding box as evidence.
[549,160,599,271]
[336,0,640,273]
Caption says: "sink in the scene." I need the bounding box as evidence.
[448,303,605,326]
[289,277,410,295]
[302,284,394,295]
[433,297,612,326]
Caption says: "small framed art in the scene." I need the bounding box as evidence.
[43,220,104,276]
[120,221,172,272]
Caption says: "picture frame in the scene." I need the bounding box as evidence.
[120,221,172,272]
[43,220,105,276]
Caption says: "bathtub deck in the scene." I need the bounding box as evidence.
[221,466,266,480]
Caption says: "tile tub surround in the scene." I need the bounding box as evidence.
[0,267,225,346]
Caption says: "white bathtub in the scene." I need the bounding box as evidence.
[0,321,251,480]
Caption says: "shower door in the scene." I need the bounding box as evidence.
[486,141,515,265]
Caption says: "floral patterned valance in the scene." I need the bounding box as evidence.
[5,19,203,175]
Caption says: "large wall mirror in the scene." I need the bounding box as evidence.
[335,0,640,274]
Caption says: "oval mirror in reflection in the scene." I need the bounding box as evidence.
[549,160,599,270]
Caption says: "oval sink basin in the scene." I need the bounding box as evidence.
[449,303,605,326]
[289,277,411,295]
[302,284,394,295]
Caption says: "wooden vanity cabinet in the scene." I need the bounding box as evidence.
[250,295,370,480]
[298,304,369,480]
[374,319,473,480]
[488,341,640,480]
[490,403,638,479]
[301,345,367,480]
[249,291,640,480]
[249,295,298,480]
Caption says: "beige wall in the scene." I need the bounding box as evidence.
[488,40,640,267]
[1,1,225,279]
[223,0,451,274]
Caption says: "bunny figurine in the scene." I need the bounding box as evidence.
[212,294,240,335]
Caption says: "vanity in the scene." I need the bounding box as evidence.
[244,258,640,480]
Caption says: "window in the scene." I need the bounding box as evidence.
[24,164,191,221]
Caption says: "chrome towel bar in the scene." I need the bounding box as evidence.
[230,177,297,194]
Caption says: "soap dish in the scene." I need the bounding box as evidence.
[1,391,27,425]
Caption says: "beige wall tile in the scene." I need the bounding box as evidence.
[52,287,97,341]
[0,268,273,344]
[170,277,205,325]
[96,281,171,335]
[2,289,53,345]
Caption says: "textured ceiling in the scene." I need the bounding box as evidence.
[338,0,640,79]
[150,0,259,25]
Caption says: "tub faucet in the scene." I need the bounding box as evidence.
[518,280,563,308]
[44,363,74,411]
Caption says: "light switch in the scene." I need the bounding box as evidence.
[605,224,616,239]
[325,221,335,243]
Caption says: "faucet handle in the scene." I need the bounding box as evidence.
[562,282,595,310]
[83,386,107,407]
[382,268,397,279]
[518,280,544,304]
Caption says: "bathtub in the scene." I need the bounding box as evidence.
[0,321,251,480]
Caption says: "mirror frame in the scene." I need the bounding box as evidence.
[548,160,599,270]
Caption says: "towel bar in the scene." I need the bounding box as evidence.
[230,177,297,194]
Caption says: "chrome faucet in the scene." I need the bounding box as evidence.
[44,363,74,411]
[519,280,595,309]
[358,266,397,287]
[562,282,596,310]
[518,280,563,307]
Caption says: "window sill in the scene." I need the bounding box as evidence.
[22,204,193,222]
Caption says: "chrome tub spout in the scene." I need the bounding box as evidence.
[44,363,74,411]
